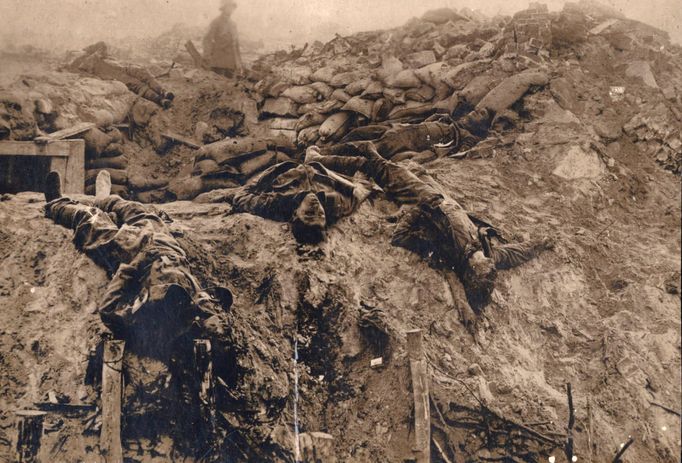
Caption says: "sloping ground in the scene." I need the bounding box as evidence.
[0,118,679,461]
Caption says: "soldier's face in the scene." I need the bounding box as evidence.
[295,193,326,229]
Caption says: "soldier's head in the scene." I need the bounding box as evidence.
[219,0,237,16]
[459,108,494,137]
[291,192,326,244]
[462,250,497,308]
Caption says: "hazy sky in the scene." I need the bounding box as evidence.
[0,0,680,51]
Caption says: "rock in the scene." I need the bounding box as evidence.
[550,77,577,111]
[625,61,658,88]
[552,145,605,180]
[594,119,622,141]
[661,85,677,101]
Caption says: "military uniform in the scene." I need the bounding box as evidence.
[203,16,242,77]
[45,195,227,338]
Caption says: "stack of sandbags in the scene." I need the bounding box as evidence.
[167,137,294,201]
[5,71,136,130]
[82,127,129,197]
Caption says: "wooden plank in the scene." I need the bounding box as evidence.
[194,339,215,439]
[0,140,70,157]
[100,340,124,463]
[161,131,201,150]
[64,139,85,194]
[34,122,95,142]
[406,329,430,463]
[13,410,47,463]
[185,40,208,69]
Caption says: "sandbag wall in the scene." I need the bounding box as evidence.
[250,9,505,146]
[83,127,130,197]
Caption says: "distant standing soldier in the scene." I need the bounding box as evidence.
[203,0,243,78]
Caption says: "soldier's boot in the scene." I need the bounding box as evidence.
[95,170,111,199]
[44,171,62,202]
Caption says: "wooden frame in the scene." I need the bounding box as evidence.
[0,140,85,194]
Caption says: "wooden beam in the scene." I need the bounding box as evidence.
[34,122,95,143]
[0,140,70,157]
[406,329,430,463]
[13,410,47,463]
[194,339,215,440]
[100,340,124,463]
[185,40,208,69]
[161,131,201,150]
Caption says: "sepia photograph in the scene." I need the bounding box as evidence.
[0,0,680,461]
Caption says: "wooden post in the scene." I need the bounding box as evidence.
[406,329,430,463]
[13,410,47,463]
[194,340,215,438]
[101,340,124,463]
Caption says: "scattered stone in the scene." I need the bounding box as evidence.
[625,61,659,88]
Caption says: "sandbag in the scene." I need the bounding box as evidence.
[310,66,338,83]
[136,188,168,204]
[405,85,436,103]
[281,86,319,104]
[345,78,372,96]
[371,98,393,122]
[83,127,114,157]
[331,89,352,103]
[319,112,352,141]
[476,71,549,113]
[330,72,359,88]
[341,96,374,119]
[404,51,437,68]
[433,93,460,114]
[192,158,220,176]
[85,168,127,186]
[295,112,327,132]
[388,69,422,89]
[361,81,384,100]
[239,151,278,177]
[167,176,203,201]
[461,75,499,107]
[298,125,320,145]
[87,155,128,170]
[383,88,406,105]
[415,62,449,88]
[198,138,269,164]
[434,82,453,101]
[376,56,403,83]
[100,143,124,158]
[309,81,334,99]
[261,97,299,118]
[298,100,342,116]
[388,101,434,119]
[128,174,169,192]
[269,118,299,130]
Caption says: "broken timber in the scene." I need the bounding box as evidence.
[34,122,95,143]
[185,40,208,69]
[194,339,216,441]
[406,329,430,463]
[13,410,47,463]
[101,340,124,463]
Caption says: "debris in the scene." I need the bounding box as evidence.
[625,61,658,88]
[370,357,383,368]
[406,329,430,463]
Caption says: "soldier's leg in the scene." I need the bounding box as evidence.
[95,195,167,230]
[490,238,554,270]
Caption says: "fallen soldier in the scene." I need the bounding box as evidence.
[306,142,553,324]
[335,108,494,159]
[211,159,373,243]
[67,41,174,108]
[43,170,231,342]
